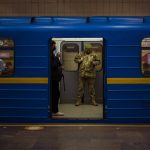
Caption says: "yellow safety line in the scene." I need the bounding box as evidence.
[0,124,150,127]
[0,78,150,84]
[107,78,150,84]
[0,78,48,84]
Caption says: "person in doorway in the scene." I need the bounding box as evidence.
[74,43,100,106]
[51,40,64,116]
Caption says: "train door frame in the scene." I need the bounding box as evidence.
[49,38,105,120]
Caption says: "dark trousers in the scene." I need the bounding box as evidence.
[51,80,60,113]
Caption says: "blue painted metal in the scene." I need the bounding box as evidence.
[88,16,108,24]
[0,17,31,25]
[31,16,53,24]
[0,16,150,123]
[108,16,143,24]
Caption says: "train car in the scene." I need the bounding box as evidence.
[0,16,150,123]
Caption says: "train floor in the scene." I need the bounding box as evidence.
[52,103,103,119]
[0,124,149,150]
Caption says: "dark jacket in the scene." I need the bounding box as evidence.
[52,55,63,82]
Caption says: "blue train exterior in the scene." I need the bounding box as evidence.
[0,16,150,123]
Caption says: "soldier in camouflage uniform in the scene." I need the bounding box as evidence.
[74,43,100,106]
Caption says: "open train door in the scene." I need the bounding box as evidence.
[51,38,104,120]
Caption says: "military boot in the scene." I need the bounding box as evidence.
[91,100,98,106]
[75,99,81,106]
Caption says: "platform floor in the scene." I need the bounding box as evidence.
[0,124,149,150]
[52,104,103,119]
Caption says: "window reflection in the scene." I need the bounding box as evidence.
[0,39,14,77]
[141,38,150,76]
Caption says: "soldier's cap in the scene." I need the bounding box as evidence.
[84,43,92,49]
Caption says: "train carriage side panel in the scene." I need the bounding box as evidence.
[0,18,49,120]
[0,16,150,122]
[102,17,150,119]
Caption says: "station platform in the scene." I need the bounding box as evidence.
[0,124,149,150]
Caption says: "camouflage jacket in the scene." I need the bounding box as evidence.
[74,52,100,78]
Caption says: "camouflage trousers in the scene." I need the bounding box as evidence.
[76,76,97,105]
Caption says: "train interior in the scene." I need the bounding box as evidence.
[51,38,104,120]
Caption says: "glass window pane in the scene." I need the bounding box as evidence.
[62,42,79,71]
[0,39,14,77]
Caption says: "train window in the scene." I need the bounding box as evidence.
[141,38,150,76]
[62,43,79,71]
[0,39,14,77]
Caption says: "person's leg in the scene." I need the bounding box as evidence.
[87,78,98,106]
[51,81,64,116]
[51,80,59,113]
[75,77,85,106]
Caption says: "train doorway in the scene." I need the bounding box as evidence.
[51,38,104,120]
